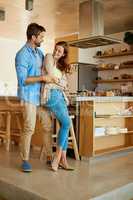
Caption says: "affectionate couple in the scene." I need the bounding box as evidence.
[15,23,73,172]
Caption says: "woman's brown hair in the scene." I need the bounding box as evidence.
[55,41,71,73]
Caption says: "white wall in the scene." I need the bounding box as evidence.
[0,37,24,95]
[0,37,54,96]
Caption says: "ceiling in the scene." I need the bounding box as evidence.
[104,0,133,34]
[0,0,132,41]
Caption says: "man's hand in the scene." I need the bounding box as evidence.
[41,75,59,84]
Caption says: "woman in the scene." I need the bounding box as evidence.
[41,41,73,171]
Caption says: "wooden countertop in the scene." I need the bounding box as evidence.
[0,96,19,100]
[0,96,23,111]
[1,95,133,105]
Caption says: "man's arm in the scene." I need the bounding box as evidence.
[15,51,58,86]
[25,75,58,85]
[24,76,43,84]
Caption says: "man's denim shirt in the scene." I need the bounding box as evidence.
[15,43,44,106]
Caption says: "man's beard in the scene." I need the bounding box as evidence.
[35,42,41,47]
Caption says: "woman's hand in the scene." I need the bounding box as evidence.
[41,75,59,84]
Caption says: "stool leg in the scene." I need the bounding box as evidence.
[40,145,45,160]
[39,119,59,160]
[56,120,60,135]
[70,119,80,161]
[6,112,11,151]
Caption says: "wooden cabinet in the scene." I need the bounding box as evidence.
[74,97,133,157]
[79,101,94,157]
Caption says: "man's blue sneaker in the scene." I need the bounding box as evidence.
[21,161,32,172]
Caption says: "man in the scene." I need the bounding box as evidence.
[15,23,55,172]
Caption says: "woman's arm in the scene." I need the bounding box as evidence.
[44,53,54,75]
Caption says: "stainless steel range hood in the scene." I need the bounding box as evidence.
[68,0,121,48]
[68,35,121,48]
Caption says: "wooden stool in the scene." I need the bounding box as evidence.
[0,111,11,151]
[40,115,80,161]
[10,111,23,143]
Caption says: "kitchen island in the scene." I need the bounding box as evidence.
[71,96,133,158]
[1,96,133,158]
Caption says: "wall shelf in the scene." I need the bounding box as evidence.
[94,51,133,59]
[95,131,133,138]
[94,79,133,84]
[95,114,133,119]
[96,65,133,71]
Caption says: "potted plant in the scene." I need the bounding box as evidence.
[124,32,133,51]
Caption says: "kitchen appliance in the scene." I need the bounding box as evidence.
[68,62,98,93]
[68,0,121,48]
[78,63,98,91]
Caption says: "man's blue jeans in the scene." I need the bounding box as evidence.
[46,89,71,150]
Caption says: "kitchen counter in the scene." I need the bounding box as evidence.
[1,95,133,157]
[0,96,18,100]
[1,95,133,102]
[71,96,133,102]
[70,96,133,157]
[0,96,22,112]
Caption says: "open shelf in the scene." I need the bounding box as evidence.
[95,131,133,138]
[94,79,133,84]
[94,51,133,58]
[94,145,133,156]
[95,114,133,119]
[96,65,133,71]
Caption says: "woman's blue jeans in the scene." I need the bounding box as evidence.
[46,89,71,151]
